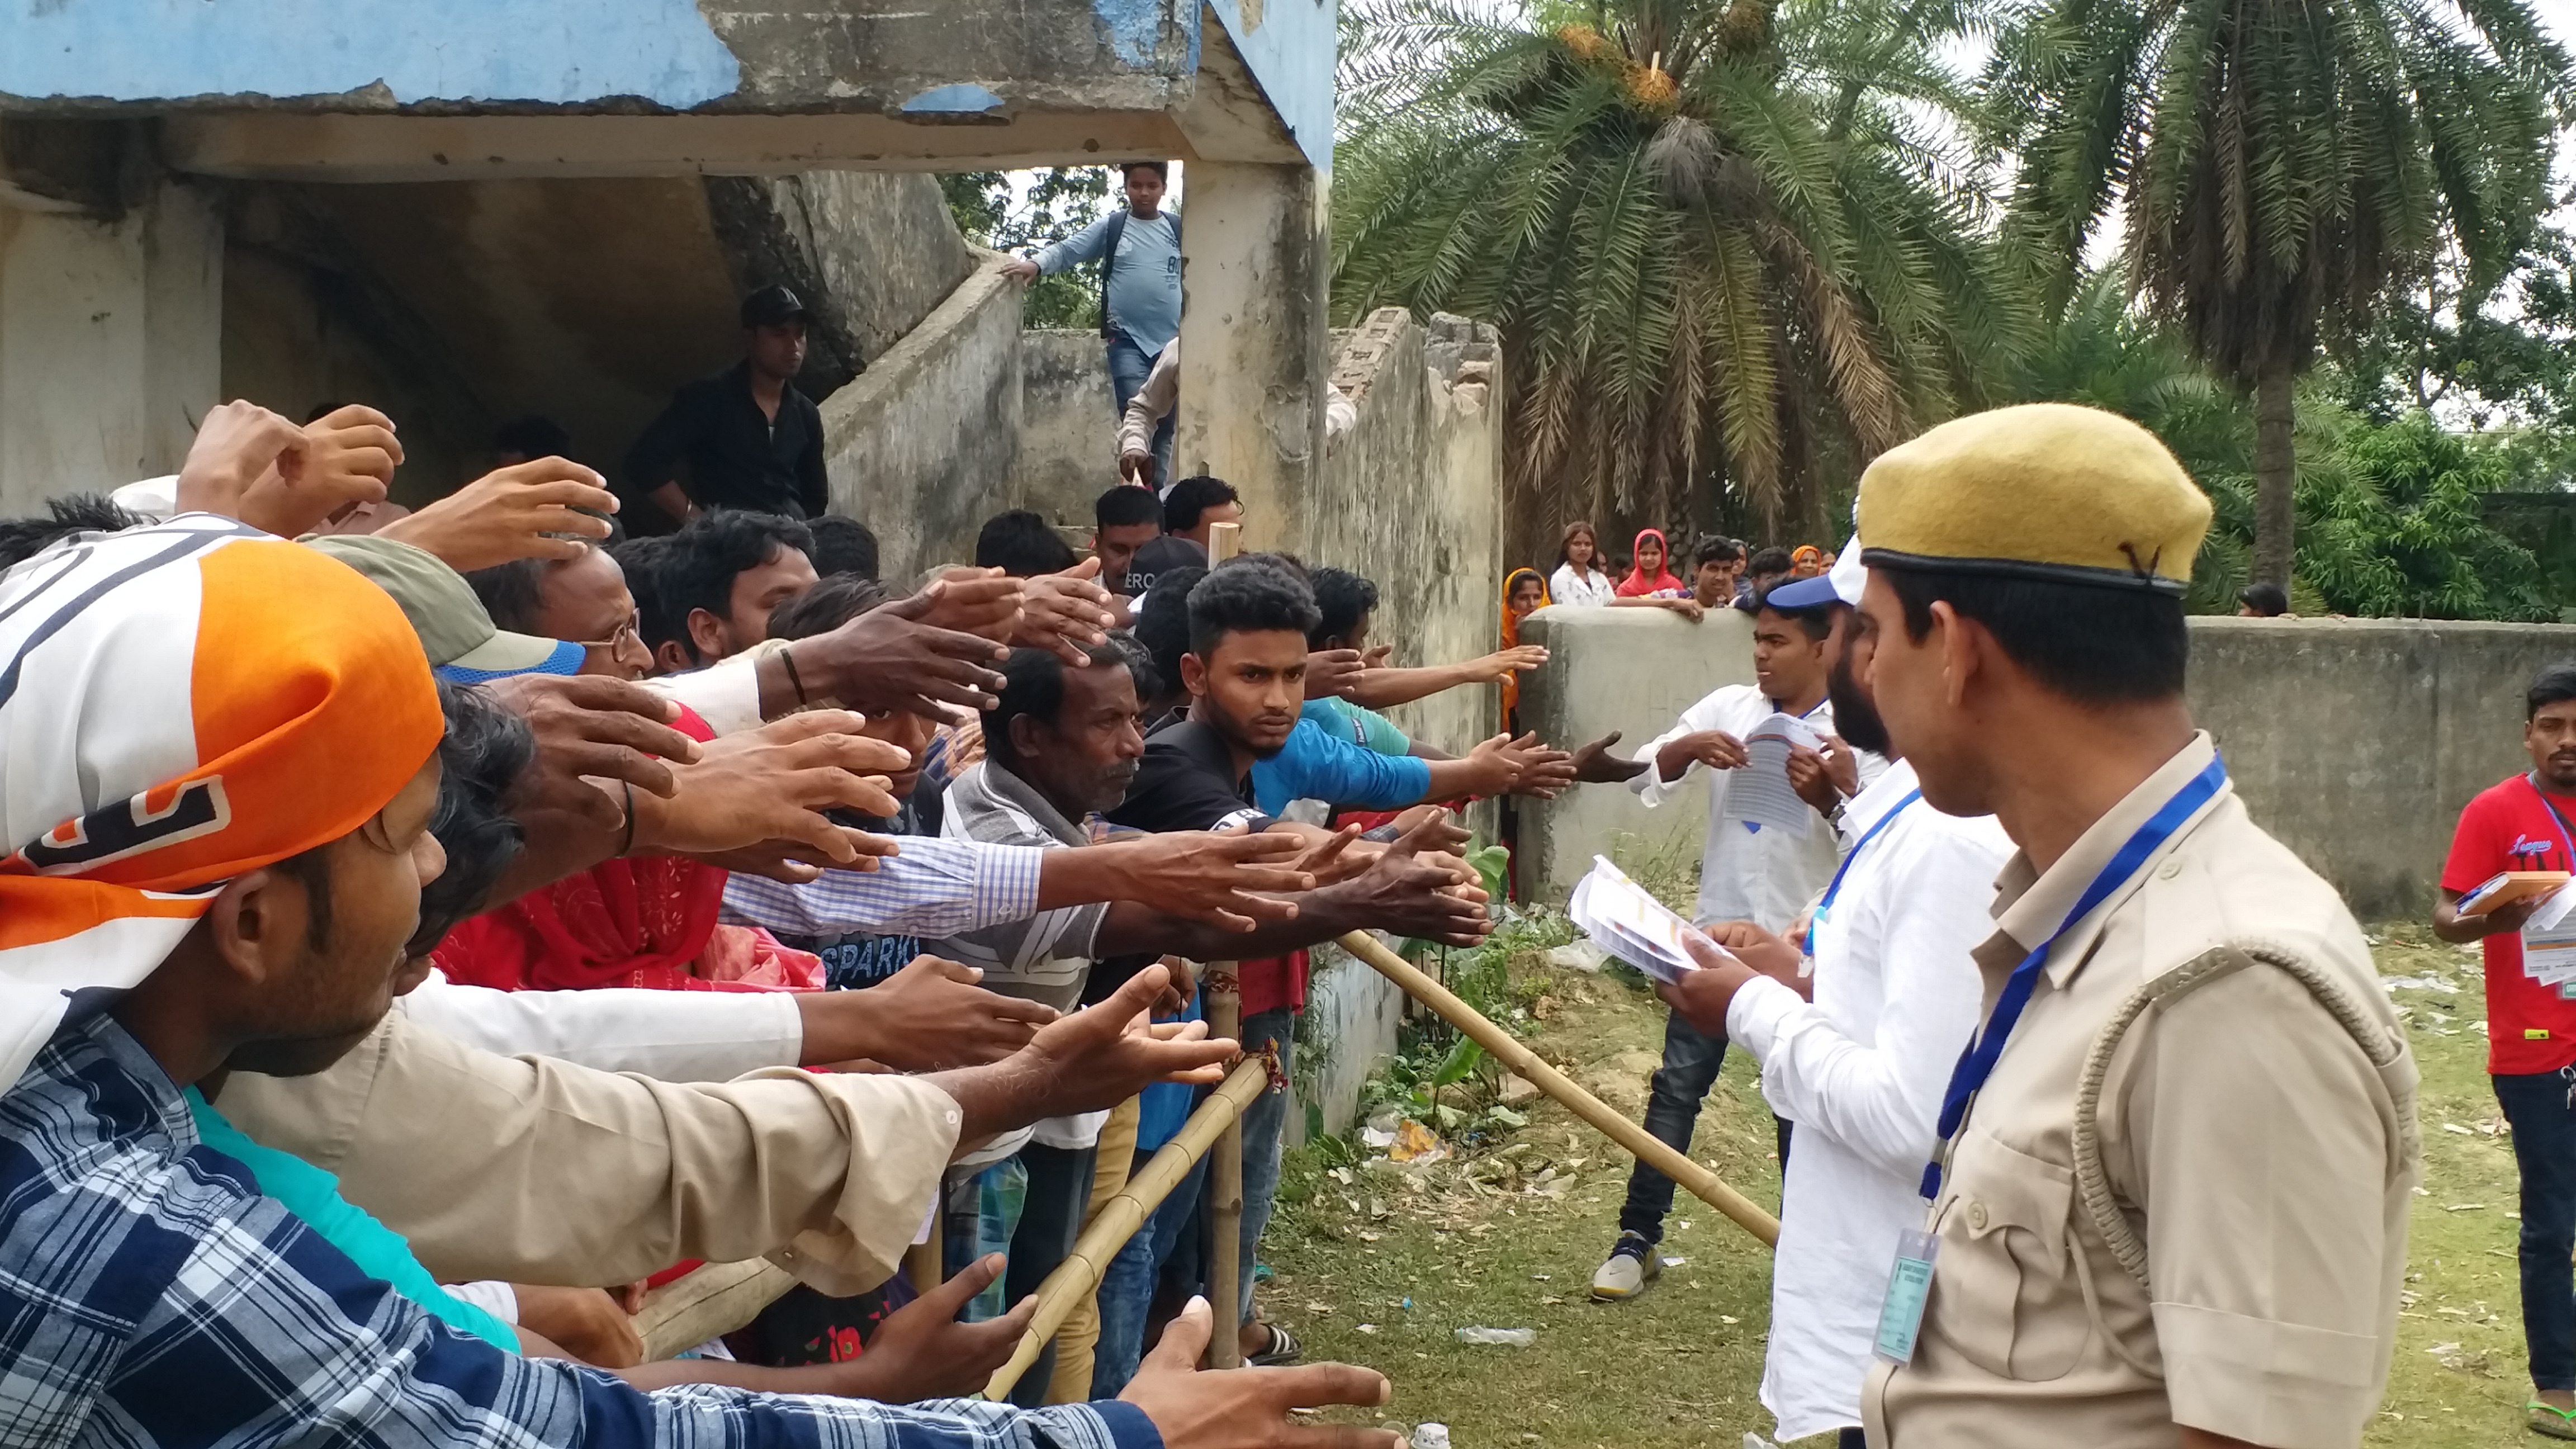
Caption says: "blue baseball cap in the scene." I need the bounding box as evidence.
[1756,534,1865,610]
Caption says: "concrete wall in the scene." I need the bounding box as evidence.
[2189,617,2576,920]
[1512,606,1758,904]
[820,262,1025,583]
[1510,608,2576,922]
[0,178,220,512]
[1309,309,1509,769]
[1014,330,1122,530]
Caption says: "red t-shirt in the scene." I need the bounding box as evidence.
[2441,774,2576,1074]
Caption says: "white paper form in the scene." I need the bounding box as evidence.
[1568,855,1740,984]
[1717,712,1826,839]
[2523,883,2576,992]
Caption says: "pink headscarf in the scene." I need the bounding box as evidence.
[1614,528,1685,597]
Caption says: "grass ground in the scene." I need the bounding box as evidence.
[1256,918,2535,1448]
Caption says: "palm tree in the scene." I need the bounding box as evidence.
[1334,0,2032,552]
[1986,0,2565,588]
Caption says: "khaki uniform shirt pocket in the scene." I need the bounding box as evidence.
[1928,1125,2089,1383]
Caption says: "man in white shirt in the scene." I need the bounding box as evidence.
[1592,585,1884,1300]
[1657,555,2010,1447]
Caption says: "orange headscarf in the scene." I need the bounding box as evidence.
[0,520,443,1089]
[1501,566,1550,726]
[1614,528,1684,596]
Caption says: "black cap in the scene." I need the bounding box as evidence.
[740,285,811,329]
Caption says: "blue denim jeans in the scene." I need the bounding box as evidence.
[2497,1069,2576,1390]
[1090,1149,1208,1396]
[1616,1007,1729,1243]
[1235,1007,1295,1327]
[1105,332,1175,488]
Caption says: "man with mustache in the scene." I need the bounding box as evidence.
[2436,662,2576,1438]
[1652,551,2011,1449]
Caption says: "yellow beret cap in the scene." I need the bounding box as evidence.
[1856,403,2210,595]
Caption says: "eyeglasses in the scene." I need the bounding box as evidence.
[574,613,646,659]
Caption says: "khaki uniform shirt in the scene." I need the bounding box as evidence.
[218,1010,961,1296]
[1865,734,2419,1448]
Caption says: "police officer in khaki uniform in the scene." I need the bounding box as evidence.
[1842,404,2420,1448]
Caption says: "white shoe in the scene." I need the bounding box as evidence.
[1589,1234,1660,1300]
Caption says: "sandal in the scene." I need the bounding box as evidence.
[2529,1400,2576,1440]
[1247,1321,1303,1367]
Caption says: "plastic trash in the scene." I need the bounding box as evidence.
[1415,1426,1452,1449]
[1454,1326,1536,1347]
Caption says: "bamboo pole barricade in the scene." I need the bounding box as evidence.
[1334,930,1782,1248]
[633,1258,799,1361]
[984,1054,1271,1401]
[1203,975,1246,1371]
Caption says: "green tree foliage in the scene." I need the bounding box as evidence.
[1332,0,2033,550]
[940,168,1116,330]
[1985,0,2566,589]
[2025,272,2564,621]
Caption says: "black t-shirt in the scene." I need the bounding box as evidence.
[1106,718,1272,835]
[623,361,829,519]
[1123,535,1207,599]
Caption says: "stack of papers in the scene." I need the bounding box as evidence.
[2459,870,2570,916]
[2518,882,2576,996]
[1568,856,1735,985]
[1717,712,1826,838]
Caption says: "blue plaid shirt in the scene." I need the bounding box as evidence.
[0,1010,1164,1449]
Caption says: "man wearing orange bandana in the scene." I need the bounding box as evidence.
[0,518,1403,1449]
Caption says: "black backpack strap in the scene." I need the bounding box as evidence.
[1097,210,1129,339]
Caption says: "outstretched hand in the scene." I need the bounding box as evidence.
[377,457,617,571]
[637,712,907,865]
[1111,830,1321,930]
[941,965,1236,1132]
[794,581,1012,716]
[473,674,700,829]
[1019,557,1118,664]
[818,1254,1035,1403]
[1121,1298,1401,1449]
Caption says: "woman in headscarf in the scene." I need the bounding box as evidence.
[1613,528,1687,598]
[1500,566,1551,733]
[1790,543,1826,578]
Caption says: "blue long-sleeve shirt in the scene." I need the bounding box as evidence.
[1251,718,1433,816]
[1032,208,1182,353]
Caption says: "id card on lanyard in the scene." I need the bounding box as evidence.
[1873,753,2229,1366]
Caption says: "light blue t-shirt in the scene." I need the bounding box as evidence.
[1036,209,1182,353]
[1301,697,1412,756]
[1251,718,1433,816]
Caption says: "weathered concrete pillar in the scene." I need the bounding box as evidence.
[1175,160,1327,553]
[0,176,221,514]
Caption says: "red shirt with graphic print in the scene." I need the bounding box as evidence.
[2442,773,2576,1075]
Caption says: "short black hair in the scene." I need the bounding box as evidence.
[806,514,879,580]
[1752,580,1836,642]
[1134,564,1206,697]
[493,414,572,461]
[466,559,548,635]
[987,636,1156,771]
[2530,663,2576,720]
[1880,563,2187,703]
[1747,546,1794,579]
[1310,567,1379,648]
[610,536,681,654]
[1096,485,1162,532]
[1123,160,1169,182]
[1187,557,1320,658]
[2237,581,2288,617]
[0,493,149,570]
[409,680,536,958]
[975,509,1078,577]
[659,510,815,660]
[768,574,892,642]
[1164,475,1240,534]
[1694,536,1743,570]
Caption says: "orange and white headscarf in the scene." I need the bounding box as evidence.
[0,516,443,1090]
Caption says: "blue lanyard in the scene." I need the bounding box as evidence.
[2528,774,2576,868]
[1919,754,2228,1199]
[1805,788,1923,957]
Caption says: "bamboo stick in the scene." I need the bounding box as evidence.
[1206,520,1242,564]
[984,1056,1271,1401]
[1205,981,1245,1371]
[1335,930,1781,1248]
[633,1258,798,1361]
